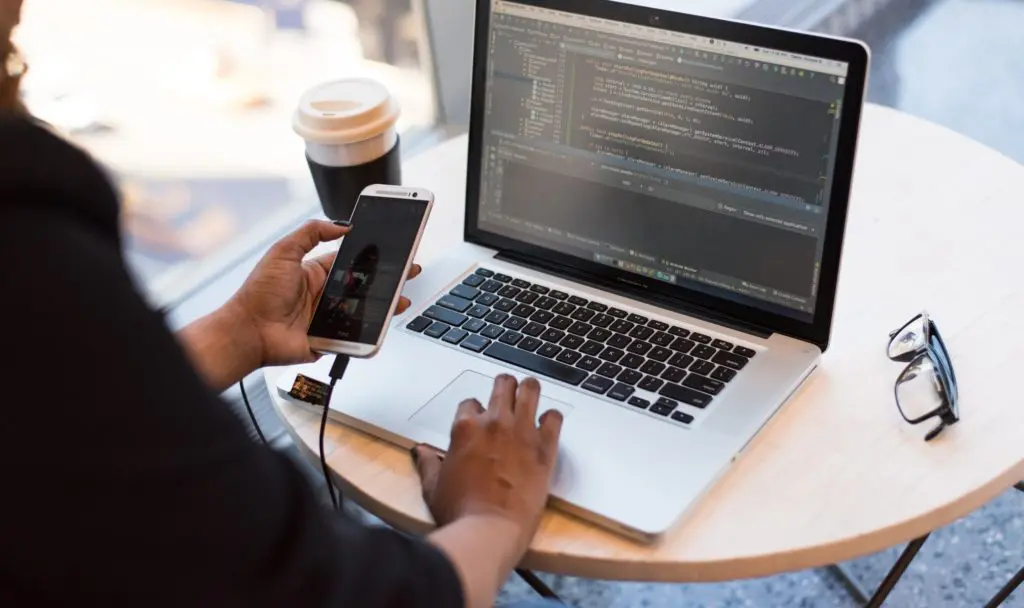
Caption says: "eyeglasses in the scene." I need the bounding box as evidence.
[887,312,959,441]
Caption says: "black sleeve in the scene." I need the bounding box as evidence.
[0,118,464,607]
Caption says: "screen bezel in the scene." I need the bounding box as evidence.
[308,187,433,357]
[464,0,869,351]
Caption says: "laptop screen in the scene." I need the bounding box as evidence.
[473,0,852,322]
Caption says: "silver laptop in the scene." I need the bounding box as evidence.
[279,0,869,542]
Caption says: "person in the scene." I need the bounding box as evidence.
[0,2,563,606]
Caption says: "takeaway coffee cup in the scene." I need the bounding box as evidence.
[293,78,402,221]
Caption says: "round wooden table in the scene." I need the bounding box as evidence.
[265,104,1024,583]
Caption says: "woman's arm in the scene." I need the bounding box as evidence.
[176,300,263,393]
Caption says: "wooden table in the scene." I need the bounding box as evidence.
[265,104,1024,583]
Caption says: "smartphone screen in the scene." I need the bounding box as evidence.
[308,196,428,344]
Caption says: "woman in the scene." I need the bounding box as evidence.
[0,2,562,606]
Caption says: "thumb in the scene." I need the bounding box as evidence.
[279,220,348,260]
[411,444,443,500]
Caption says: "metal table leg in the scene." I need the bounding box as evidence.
[984,565,1023,608]
[516,569,564,603]
[827,534,930,607]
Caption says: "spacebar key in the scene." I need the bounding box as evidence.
[483,342,588,386]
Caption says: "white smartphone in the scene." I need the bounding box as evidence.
[307,185,434,357]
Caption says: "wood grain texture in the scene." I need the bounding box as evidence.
[266,104,1024,582]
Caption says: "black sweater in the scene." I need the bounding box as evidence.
[0,113,463,607]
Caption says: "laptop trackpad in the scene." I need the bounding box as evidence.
[409,370,575,439]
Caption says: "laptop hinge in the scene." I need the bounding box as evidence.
[495,250,772,339]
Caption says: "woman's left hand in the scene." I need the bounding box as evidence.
[231,220,422,368]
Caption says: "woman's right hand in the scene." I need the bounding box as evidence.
[412,375,563,556]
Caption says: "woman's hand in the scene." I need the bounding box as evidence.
[232,220,421,368]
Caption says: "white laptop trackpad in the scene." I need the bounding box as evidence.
[409,371,575,440]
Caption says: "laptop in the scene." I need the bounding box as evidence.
[278,0,869,542]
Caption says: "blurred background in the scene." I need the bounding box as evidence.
[12,0,1024,307]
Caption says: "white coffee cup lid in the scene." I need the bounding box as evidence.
[293,78,401,145]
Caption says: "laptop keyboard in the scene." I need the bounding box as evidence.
[405,268,757,426]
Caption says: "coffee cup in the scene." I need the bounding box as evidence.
[293,78,402,221]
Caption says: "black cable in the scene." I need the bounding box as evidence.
[239,379,267,445]
[321,355,351,511]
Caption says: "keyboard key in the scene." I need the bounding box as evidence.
[711,366,737,382]
[481,324,505,339]
[712,339,734,351]
[556,350,582,365]
[497,285,521,299]
[484,342,588,386]
[582,375,614,395]
[550,290,569,301]
[511,278,531,289]
[626,340,652,356]
[475,268,495,277]
[690,360,715,376]
[591,313,613,328]
[587,328,612,342]
[668,326,690,338]
[661,366,686,383]
[607,383,635,401]
[424,322,451,338]
[560,334,585,350]
[712,351,750,370]
[531,310,554,324]
[522,322,546,337]
[692,345,717,360]
[423,305,468,327]
[648,346,672,362]
[541,328,566,343]
[683,374,725,395]
[670,337,695,353]
[512,304,536,318]
[656,397,678,408]
[406,316,432,332]
[516,291,539,305]
[576,356,601,371]
[537,343,562,359]
[660,383,713,408]
[651,331,674,347]
[534,296,557,310]
[443,329,469,344]
[671,411,695,425]
[518,337,543,352]
[503,316,527,331]
[618,369,643,385]
[568,321,592,337]
[568,295,589,306]
[691,332,712,344]
[620,354,645,369]
[499,331,524,346]
[628,396,650,409]
[480,279,503,293]
[607,334,631,349]
[596,362,623,378]
[530,284,550,294]
[648,320,669,331]
[628,313,649,325]
[610,319,634,334]
[485,310,509,325]
[467,304,490,319]
[734,346,757,358]
[494,298,516,312]
[639,376,664,392]
[668,352,695,369]
[598,347,624,363]
[629,326,654,341]
[460,334,491,353]
[450,284,481,301]
[650,402,675,416]
[570,308,596,322]
[493,273,513,283]
[640,360,666,376]
[608,307,628,319]
[477,293,500,307]
[580,341,604,356]
[464,318,487,333]
[552,302,576,316]
[463,274,486,287]
[549,316,572,330]
[587,302,608,312]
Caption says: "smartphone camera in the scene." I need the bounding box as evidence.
[412,192,419,198]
